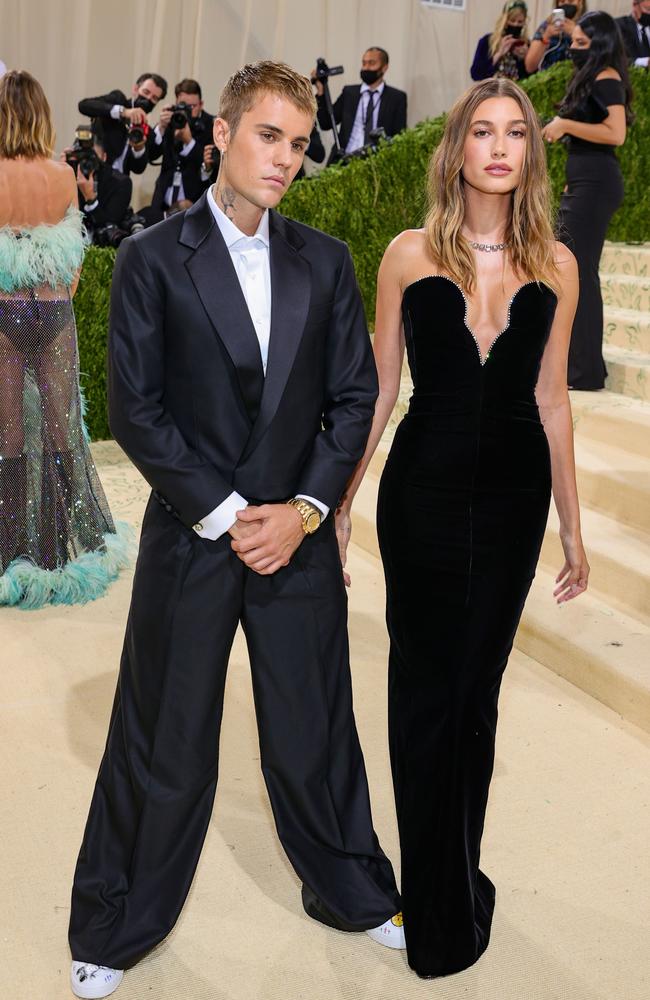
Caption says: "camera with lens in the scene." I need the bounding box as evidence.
[310,57,344,84]
[65,125,101,179]
[93,211,147,248]
[127,121,151,146]
[169,102,206,138]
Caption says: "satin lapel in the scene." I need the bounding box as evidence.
[240,212,311,460]
[184,215,264,423]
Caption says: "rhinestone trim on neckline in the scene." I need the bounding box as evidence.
[402,274,539,366]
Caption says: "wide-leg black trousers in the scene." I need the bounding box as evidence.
[69,497,399,969]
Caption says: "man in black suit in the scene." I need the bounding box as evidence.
[141,77,214,225]
[314,46,407,165]
[78,72,168,175]
[616,1,650,66]
[72,130,133,242]
[68,60,402,999]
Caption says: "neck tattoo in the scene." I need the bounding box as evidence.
[219,186,237,220]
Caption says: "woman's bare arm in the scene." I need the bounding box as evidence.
[535,244,589,602]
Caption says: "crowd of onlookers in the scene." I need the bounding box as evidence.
[471,1,650,83]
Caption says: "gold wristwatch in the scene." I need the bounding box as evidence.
[287,497,322,534]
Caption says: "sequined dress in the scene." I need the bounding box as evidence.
[0,207,131,608]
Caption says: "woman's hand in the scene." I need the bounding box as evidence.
[542,116,568,143]
[494,34,520,62]
[553,533,589,604]
[335,505,352,587]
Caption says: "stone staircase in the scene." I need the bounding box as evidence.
[350,242,650,733]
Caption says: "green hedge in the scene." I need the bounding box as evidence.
[75,63,650,440]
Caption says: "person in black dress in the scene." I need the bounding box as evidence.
[542,11,633,390]
[336,77,590,978]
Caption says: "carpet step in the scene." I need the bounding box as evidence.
[603,344,650,401]
[572,435,650,533]
[540,503,650,626]
[569,389,650,458]
[601,274,650,312]
[600,242,650,277]
[517,568,650,734]
[603,306,650,353]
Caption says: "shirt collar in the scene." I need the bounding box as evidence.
[360,80,386,98]
[207,184,270,249]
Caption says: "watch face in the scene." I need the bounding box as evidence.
[305,511,321,534]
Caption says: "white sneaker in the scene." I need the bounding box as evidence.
[366,912,406,949]
[70,961,124,998]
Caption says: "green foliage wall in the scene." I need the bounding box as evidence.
[75,63,649,440]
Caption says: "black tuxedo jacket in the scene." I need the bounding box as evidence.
[108,193,378,527]
[615,15,649,62]
[148,111,214,209]
[78,89,149,175]
[317,83,407,163]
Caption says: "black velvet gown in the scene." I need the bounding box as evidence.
[377,274,558,977]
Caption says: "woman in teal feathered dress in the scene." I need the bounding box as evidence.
[0,70,131,609]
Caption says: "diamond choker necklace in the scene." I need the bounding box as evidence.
[467,239,510,253]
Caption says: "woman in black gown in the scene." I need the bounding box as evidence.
[542,11,632,390]
[336,78,590,978]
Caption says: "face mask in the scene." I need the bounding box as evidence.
[559,4,578,17]
[133,95,155,114]
[640,12,650,28]
[360,69,382,85]
[504,24,523,37]
[568,47,590,67]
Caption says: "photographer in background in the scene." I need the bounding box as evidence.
[62,126,133,243]
[141,78,213,225]
[526,2,588,74]
[78,72,167,175]
[471,2,530,81]
[313,47,407,165]
[616,1,650,67]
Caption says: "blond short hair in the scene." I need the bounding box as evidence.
[219,60,316,135]
[0,70,55,159]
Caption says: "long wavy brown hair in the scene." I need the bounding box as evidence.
[424,78,559,295]
[0,70,55,159]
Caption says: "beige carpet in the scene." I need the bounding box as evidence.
[1,441,649,1000]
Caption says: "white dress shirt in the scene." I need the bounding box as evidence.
[192,186,329,541]
[346,81,385,154]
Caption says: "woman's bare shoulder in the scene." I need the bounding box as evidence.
[385,228,428,256]
[0,158,77,224]
[595,67,622,82]
[553,240,577,270]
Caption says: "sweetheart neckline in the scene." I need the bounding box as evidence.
[402,274,554,366]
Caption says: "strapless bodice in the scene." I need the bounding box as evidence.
[401,275,558,417]
[0,206,87,292]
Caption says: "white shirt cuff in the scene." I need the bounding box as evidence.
[192,491,248,540]
[296,495,329,521]
[83,200,99,212]
[180,138,196,156]
[110,104,123,120]
[635,57,649,67]
[154,124,164,144]
[200,165,211,182]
